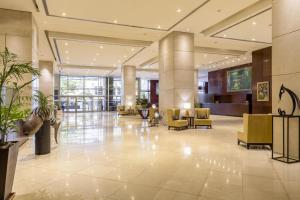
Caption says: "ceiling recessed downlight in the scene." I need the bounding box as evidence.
[113,20,118,24]
[64,42,68,46]
[176,8,182,13]
[252,21,257,25]
[62,12,66,16]
[100,45,103,49]
[157,25,161,29]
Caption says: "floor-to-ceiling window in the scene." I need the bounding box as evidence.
[59,75,110,112]
[139,79,150,102]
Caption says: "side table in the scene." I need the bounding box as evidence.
[182,116,194,128]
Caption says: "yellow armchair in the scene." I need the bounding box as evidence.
[194,108,212,129]
[167,109,188,130]
[237,114,272,149]
[117,105,129,116]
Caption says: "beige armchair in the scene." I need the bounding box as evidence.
[117,105,129,116]
[194,108,212,129]
[237,114,272,149]
[167,109,188,130]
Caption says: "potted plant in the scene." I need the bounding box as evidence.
[0,47,39,200]
[32,91,58,155]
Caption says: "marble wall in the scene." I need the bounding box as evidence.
[159,31,195,120]
[272,0,300,158]
[0,9,39,109]
[121,65,136,107]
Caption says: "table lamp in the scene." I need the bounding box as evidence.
[183,102,191,117]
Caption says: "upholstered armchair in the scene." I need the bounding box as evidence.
[117,105,129,116]
[237,114,272,149]
[194,108,212,128]
[134,104,143,115]
[167,109,188,130]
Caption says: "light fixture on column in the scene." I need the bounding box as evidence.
[183,102,191,117]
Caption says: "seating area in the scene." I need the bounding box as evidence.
[167,108,212,130]
[117,104,142,116]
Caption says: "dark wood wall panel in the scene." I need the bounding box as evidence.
[150,80,159,105]
[252,47,272,114]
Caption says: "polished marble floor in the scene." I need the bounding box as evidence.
[14,112,300,200]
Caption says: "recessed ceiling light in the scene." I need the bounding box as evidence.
[65,50,69,54]
[252,38,256,41]
[225,56,228,59]
[131,48,135,52]
[113,20,118,24]
[157,25,161,29]
[62,12,66,16]
[64,42,68,46]
[223,34,227,37]
[100,45,103,49]
[176,8,182,13]
[252,21,257,25]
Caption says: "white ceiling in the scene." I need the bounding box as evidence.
[0,0,272,78]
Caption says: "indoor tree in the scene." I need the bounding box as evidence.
[0,47,40,145]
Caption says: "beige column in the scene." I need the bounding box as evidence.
[121,65,136,107]
[159,31,195,120]
[272,0,300,157]
[0,9,39,109]
[39,61,54,97]
[194,70,199,105]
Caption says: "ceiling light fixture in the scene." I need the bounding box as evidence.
[252,38,256,41]
[64,42,68,46]
[113,20,118,24]
[100,45,103,49]
[176,8,182,13]
[252,21,257,25]
[223,34,227,37]
[131,48,135,51]
[225,56,228,59]
[62,12,66,16]
[157,25,161,29]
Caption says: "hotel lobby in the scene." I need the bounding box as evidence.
[0,0,300,200]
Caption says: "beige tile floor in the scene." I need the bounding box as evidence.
[13,112,300,200]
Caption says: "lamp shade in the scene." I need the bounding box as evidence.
[183,102,191,109]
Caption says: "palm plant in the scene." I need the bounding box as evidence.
[33,91,54,120]
[0,47,40,145]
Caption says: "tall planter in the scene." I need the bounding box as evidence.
[0,142,19,200]
[35,120,51,155]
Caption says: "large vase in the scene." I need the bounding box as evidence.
[35,120,51,155]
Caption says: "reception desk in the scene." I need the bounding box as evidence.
[201,103,250,117]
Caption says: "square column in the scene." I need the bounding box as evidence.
[39,61,54,97]
[121,65,136,107]
[159,31,195,119]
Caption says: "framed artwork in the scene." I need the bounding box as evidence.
[227,67,252,92]
[257,81,269,101]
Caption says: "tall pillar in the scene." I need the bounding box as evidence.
[39,61,54,97]
[0,9,39,109]
[121,65,136,107]
[272,0,300,157]
[194,70,199,105]
[159,31,194,119]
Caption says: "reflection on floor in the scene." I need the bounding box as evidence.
[14,112,300,200]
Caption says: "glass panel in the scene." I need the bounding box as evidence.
[76,97,84,112]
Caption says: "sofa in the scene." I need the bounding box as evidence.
[237,114,272,149]
[194,108,212,129]
[167,108,188,130]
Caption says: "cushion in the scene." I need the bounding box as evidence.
[197,111,207,119]
[172,115,179,120]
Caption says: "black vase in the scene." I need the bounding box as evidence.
[35,120,51,155]
[0,141,19,200]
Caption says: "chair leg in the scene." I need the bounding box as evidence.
[237,140,240,145]
[247,144,250,149]
[168,126,170,130]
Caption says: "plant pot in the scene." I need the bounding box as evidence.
[35,120,51,155]
[0,141,19,200]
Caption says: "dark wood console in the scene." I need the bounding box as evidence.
[201,102,250,117]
